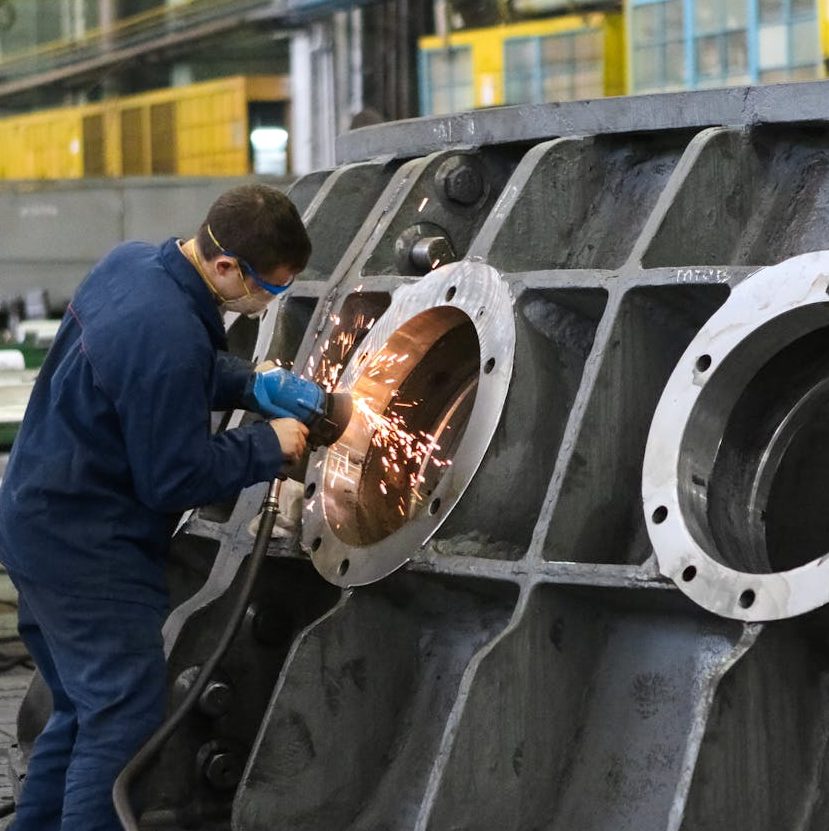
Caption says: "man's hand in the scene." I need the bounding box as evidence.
[270,418,309,463]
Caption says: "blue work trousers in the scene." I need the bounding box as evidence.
[8,572,167,831]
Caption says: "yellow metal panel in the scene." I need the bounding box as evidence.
[0,74,284,179]
[103,105,122,177]
[821,0,829,59]
[246,75,291,101]
[420,13,625,108]
[419,13,612,50]
[603,12,626,97]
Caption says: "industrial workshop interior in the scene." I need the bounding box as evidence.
[4,0,829,829]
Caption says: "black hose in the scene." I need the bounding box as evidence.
[113,480,283,831]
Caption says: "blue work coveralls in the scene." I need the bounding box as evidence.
[0,238,284,831]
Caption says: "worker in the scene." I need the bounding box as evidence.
[0,183,313,831]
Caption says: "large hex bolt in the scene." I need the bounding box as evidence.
[436,156,485,206]
[173,667,234,718]
[198,679,234,718]
[198,741,243,791]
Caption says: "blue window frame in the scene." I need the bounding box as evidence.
[419,46,474,116]
[503,29,605,105]
[629,0,820,92]
[692,0,751,86]
[757,0,821,82]
[630,0,686,92]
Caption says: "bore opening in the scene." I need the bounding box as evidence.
[305,483,316,499]
[338,559,350,576]
[739,589,756,609]
[679,311,829,574]
[484,357,495,374]
[682,565,697,582]
[322,306,480,547]
[429,498,441,515]
[695,354,712,372]
[652,506,668,524]
[311,537,322,552]
[446,286,457,302]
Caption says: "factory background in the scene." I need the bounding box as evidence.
[0,0,824,180]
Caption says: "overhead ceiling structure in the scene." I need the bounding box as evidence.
[13,80,829,830]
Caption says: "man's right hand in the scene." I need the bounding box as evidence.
[270,418,309,463]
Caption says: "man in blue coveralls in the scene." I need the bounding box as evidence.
[0,183,312,830]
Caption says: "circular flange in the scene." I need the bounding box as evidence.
[302,261,515,587]
[643,250,829,621]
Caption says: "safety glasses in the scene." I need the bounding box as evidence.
[207,225,295,296]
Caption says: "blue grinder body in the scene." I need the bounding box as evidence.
[252,368,353,448]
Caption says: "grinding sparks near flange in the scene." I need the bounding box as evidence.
[313,313,377,393]
[347,392,453,517]
[304,261,516,588]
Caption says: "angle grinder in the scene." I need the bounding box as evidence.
[253,366,353,449]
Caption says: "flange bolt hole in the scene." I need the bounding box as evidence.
[652,506,668,524]
[695,354,712,373]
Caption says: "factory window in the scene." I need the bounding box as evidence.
[630,0,686,93]
[630,0,821,93]
[758,0,821,83]
[421,46,474,115]
[693,0,750,86]
[503,29,604,104]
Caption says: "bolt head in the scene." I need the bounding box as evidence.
[438,157,484,206]
[203,751,242,791]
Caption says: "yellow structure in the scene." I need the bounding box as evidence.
[0,75,289,180]
[418,13,626,115]
[822,0,829,61]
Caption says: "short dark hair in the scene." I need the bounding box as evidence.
[197,184,311,274]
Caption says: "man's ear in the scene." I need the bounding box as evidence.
[214,255,238,276]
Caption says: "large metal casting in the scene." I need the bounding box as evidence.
[14,83,829,831]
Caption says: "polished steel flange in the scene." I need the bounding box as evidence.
[302,261,515,586]
[644,250,829,621]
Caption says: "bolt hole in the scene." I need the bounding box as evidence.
[445,286,457,302]
[358,353,369,366]
[696,354,712,372]
[338,559,350,576]
[739,589,756,609]
[429,498,441,515]
[304,482,316,499]
[483,357,495,374]
[652,506,668,524]
[311,537,322,552]
[477,306,486,318]
[681,565,697,582]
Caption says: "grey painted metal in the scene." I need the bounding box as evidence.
[336,80,829,164]
[13,82,829,830]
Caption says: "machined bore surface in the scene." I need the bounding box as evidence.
[644,251,829,621]
[301,261,515,586]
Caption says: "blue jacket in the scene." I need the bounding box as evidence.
[0,238,284,605]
